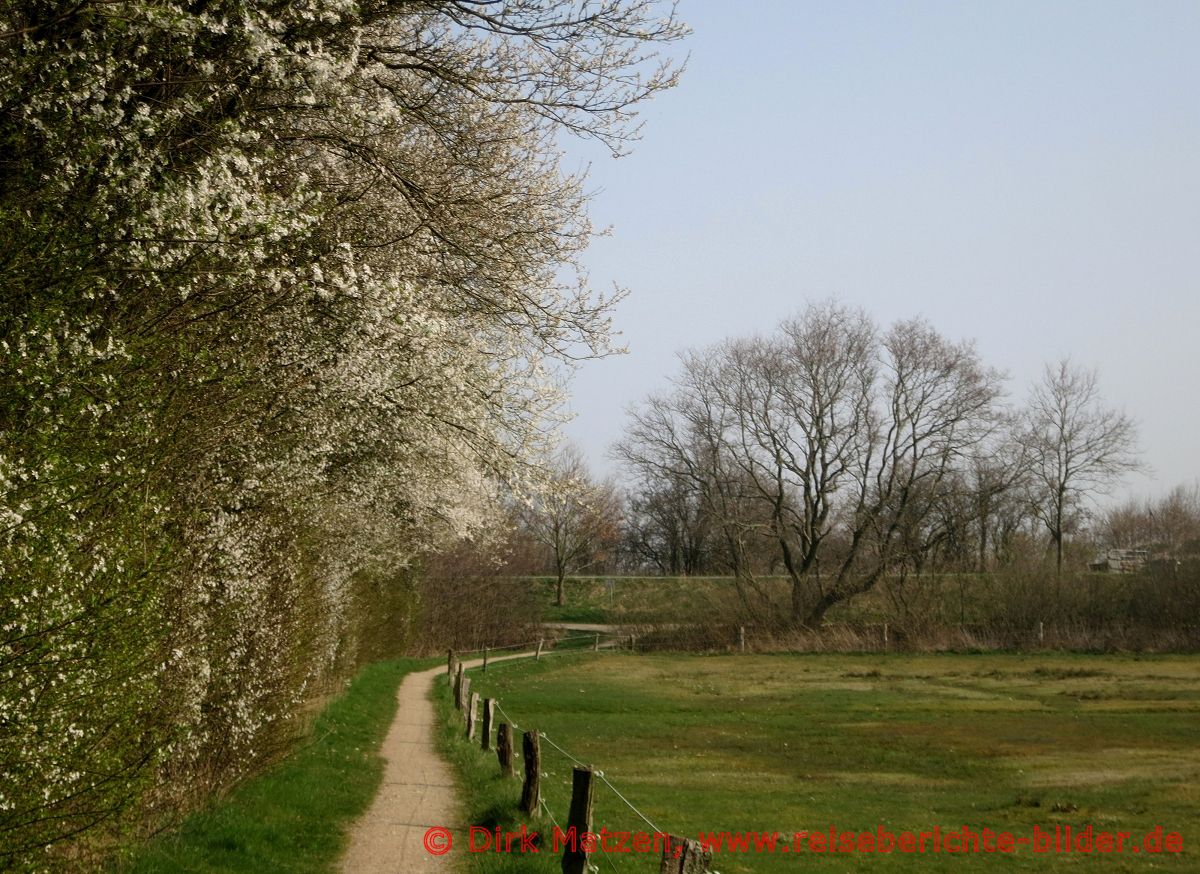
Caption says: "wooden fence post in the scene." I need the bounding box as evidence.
[497,723,514,777]
[466,692,479,740]
[447,649,455,676]
[460,676,471,714]
[480,698,495,751]
[883,622,889,649]
[659,835,712,873]
[593,633,600,652]
[561,767,595,874]
[535,638,543,660]
[520,730,540,816]
[630,634,637,652]
[1038,620,1045,645]
[738,625,745,653]
[453,663,466,710]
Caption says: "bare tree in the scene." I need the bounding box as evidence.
[1102,482,1200,556]
[803,317,1003,624]
[1022,359,1144,575]
[712,303,876,623]
[518,446,622,606]
[965,422,1032,571]
[617,304,1004,625]
[614,356,778,613]
[1145,483,1200,555]
[620,473,711,575]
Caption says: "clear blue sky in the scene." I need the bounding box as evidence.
[562,0,1200,499]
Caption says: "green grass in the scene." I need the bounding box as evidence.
[534,574,928,625]
[534,575,791,625]
[117,657,436,874]
[434,662,567,874]
[440,652,1200,873]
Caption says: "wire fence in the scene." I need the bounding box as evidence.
[446,639,707,871]
[447,619,1198,661]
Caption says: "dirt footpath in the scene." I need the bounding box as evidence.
[339,663,456,872]
[340,654,526,872]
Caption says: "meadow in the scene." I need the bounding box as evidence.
[437,651,1199,873]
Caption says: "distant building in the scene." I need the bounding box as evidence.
[1088,548,1149,573]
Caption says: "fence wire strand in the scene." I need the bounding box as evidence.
[454,633,665,869]
[455,640,541,658]
[597,771,662,835]
[538,756,625,874]
[487,672,667,844]
[538,731,589,769]
[493,700,520,732]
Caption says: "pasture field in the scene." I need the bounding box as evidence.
[438,651,1199,873]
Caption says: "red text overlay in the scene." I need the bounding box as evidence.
[421,824,1185,857]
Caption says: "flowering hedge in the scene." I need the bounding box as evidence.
[0,1,684,868]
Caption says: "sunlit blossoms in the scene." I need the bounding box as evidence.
[0,1,685,867]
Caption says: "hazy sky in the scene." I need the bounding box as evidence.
[560,0,1200,499]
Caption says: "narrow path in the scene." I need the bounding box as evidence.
[540,621,625,633]
[339,654,527,873]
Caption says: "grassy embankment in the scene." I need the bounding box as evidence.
[535,573,1196,651]
[438,650,1199,873]
[535,575,792,625]
[534,574,988,626]
[118,657,436,874]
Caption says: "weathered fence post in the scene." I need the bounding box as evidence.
[1038,620,1045,645]
[883,622,889,650]
[659,835,713,873]
[460,676,471,715]
[535,638,544,661]
[738,625,745,653]
[520,730,540,816]
[447,649,455,676]
[561,767,595,874]
[454,663,466,710]
[466,692,479,740]
[497,723,514,777]
[593,633,600,652]
[483,645,489,672]
[481,698,495,751]
[630,634,637,652]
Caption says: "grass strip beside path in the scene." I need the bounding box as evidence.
[433,655,597,874]
[119,657,436,874]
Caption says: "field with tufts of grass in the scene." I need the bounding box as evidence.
[439,651,1199,873]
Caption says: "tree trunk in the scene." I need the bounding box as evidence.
[801,589,840,628]
[791,579,806,625]
[801,562,885,628]
[556,572,565,607]
[977,512,989,573]
[1053,488,1067,578]
[776,534,805,625]
[1053,529,1063,612]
